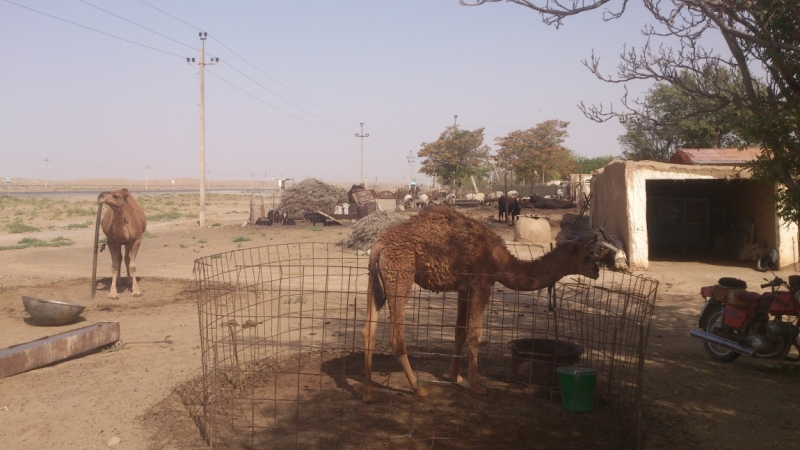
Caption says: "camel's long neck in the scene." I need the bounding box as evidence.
[495,252,570,292]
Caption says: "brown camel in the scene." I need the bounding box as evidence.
[361,205,599,403]
[98,188,147,299]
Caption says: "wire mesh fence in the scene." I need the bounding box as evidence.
[193,242,658,449]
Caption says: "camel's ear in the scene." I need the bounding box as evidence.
[120,188,131,197]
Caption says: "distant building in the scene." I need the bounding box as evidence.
[669,147,761,166]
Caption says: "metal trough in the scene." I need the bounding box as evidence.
[0,322,120,378]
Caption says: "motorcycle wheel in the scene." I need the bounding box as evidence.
[699,305,741,362]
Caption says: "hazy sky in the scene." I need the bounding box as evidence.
[2,0,663,185]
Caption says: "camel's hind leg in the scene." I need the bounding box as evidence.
[361,286,380,403]
[387,275,429,398]
[107,242,122,299]
[125,238,143,296]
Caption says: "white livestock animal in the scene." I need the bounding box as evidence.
[443,193,456,205]
[416,193,430,208]
[403,194,414,208]
[466,193,485,203]
[507,190,519,198]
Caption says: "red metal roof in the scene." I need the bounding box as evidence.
[670,148,762,165]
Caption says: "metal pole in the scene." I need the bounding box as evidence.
[145,165,149,191]
[199,39,206,227]
[355,123,369,185]
[91,203,103,299]
[44,157,48,191]
[504,173,508,224]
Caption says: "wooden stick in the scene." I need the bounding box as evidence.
[91,203,102,299]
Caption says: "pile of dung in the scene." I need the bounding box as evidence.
[339,210,406,251]
[277,178,348,215]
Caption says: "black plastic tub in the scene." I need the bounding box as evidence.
[508,338,584,387]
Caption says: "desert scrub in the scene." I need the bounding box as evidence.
[198,239,207,243]
[232,236,250,243]
[146,210,181,221]
[65,221,92,230]
[5,218,41,234]
[66,206,95,217]
[0,236,73,251]
[211,223,221,227]
[142,231,156,238]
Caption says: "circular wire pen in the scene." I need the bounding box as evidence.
[190,242,658,449]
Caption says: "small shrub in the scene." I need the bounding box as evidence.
[179,244,188,249]
[232,236,250,243]
[65,221,92,230]
[146,210,181,221]
[198,239,207,244]
[210,223,221,227]
[0,236,74,251]
[5,219,41,234]
[142,231,156,238]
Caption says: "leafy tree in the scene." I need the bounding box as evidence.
[574,154,615,173]
[418,126,491,188]
[619,72,754,161]
[461,0,800,222]
[495,120,578,182]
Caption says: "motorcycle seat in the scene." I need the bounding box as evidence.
[732,291,762,304]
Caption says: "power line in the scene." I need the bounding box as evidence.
[3,0,184,58]
[205,69,351,134]
[78,0,196,51]
[137,0,203,32]
[136,0,358,124]
[211,37,359,124]
[221,61,353,132]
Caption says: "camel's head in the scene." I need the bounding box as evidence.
[97,188,131,210]
[555,238,600,280]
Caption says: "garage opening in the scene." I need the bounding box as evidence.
[645,179,776,264]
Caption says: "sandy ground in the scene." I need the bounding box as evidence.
[1,193,800,449]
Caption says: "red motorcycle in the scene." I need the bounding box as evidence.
[690,275,800,362]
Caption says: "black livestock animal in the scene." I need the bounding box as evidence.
[498,195,522,224]
[529,194,576,209]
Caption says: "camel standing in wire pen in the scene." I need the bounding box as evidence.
[361,205,599,403]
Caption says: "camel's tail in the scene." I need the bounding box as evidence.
[369,248,387,311]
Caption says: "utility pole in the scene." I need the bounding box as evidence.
[406,151,415,192]
[145,165,149,191]
[187,32,218,227]
[44,157,48,191]
[355,123,369,185]
[454,115,458,127]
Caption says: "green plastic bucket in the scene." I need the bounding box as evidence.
[556,366,597,413]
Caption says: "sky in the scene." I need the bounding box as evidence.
[1,0,665,185]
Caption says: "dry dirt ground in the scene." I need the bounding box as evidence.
[1,194,800,449]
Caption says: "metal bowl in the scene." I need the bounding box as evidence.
[22,296,86,326]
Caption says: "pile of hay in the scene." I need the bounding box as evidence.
[278,178,347,215]
[339,210,406,251]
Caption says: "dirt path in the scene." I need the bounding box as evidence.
[2,200,800,449]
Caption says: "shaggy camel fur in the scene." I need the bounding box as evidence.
[98,188,147,299]
[361,205,599,403]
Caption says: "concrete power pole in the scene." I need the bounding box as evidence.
[145,165,149,191]
[454,115,458,127]
[188,32,218,227]
[44,157,48,191]
[406,151,415,192]
[355,123,369,185]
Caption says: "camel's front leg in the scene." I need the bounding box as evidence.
[107,242,122,299]
[447,295,469,383]
[465,290,491,395]
[126,239,143,296]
